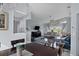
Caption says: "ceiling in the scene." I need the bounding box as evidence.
[2,3,71,23]
[29,3,71,21]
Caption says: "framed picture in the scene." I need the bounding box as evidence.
[0,11,8,30]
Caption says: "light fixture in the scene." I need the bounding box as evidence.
[67,5,71,17]
[61,21,67,24]
[49,16,54,20]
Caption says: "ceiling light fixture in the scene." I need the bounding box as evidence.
[61,21,67,24]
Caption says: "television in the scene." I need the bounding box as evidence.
[34,26,40,30]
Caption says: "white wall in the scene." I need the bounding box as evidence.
[0,11,14,47]
[40,23,50,35]
[76,14,79,56]
[71,4,79,56]
[0,11,27,47]
[0,4,29,48]
[63,17,71,33]
[17,18,26,33]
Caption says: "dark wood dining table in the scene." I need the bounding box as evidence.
[0,43,58,56]
[25,43,58,56]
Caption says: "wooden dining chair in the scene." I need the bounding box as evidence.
[58,43,64,56]
[11,39,25,52]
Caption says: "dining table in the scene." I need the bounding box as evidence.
[25,43,58,56]
[0,43,58,56]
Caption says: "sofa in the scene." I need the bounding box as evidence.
[63,35,71,50]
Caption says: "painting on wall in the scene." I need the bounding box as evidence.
[0,11,8,30]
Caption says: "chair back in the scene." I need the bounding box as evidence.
[11,38,25,48]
